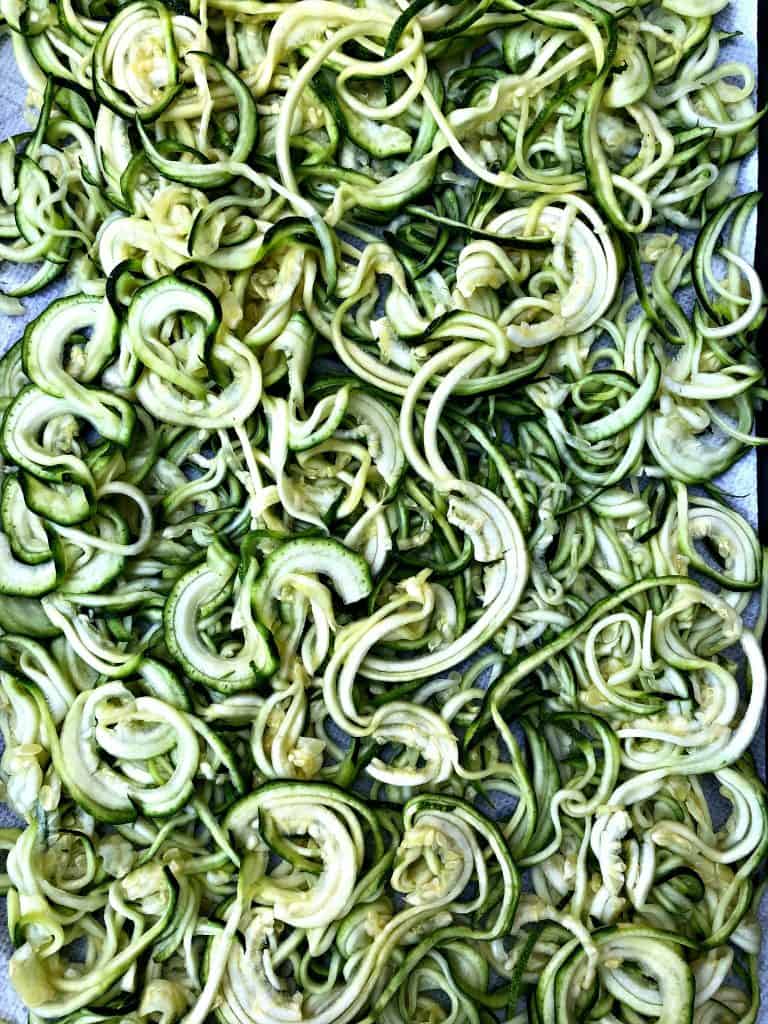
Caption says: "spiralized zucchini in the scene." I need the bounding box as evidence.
[0,0,764,1020]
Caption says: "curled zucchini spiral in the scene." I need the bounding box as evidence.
[0,0,764,1019]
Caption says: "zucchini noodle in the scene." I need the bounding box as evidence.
[0,0,764,1019]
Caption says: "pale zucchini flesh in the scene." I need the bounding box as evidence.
[0,0,763,1021]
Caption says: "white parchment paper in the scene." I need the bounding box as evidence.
[0,2,763,1017]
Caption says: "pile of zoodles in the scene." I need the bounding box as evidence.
[0,0,764,1019]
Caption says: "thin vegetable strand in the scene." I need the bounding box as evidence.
[0,0,764,1021]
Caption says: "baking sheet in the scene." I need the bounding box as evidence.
[0,2,764,1017]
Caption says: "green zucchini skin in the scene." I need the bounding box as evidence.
[163,552,277,692]
[0,0,763,1021]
